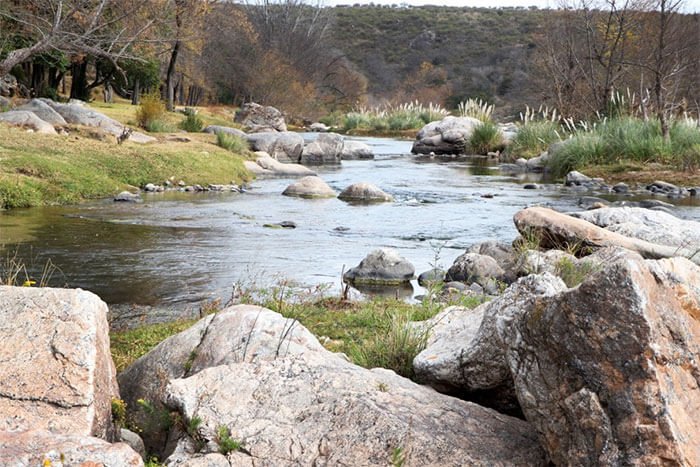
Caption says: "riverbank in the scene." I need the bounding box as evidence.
[0,125,250,209]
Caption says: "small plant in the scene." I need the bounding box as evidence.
[136,92,167,131]
[555,257,598,288]
[508,120,562,159]
[216,131,250,154]
[391,446,406,467]
[183,350,197,374]
[377,382,389,392]
[216,425,243,455]
[111,398,127,429]
[179,108,204,133]
[183,415,206,452]
[469,121,504,155]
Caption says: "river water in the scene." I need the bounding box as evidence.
[2,135,699,306]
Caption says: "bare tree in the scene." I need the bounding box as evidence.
[0,1,158,77]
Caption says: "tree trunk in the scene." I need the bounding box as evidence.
[103,82,114,103]
[132,79,141,105]
[165,41,181,111]
[70,60,90,101]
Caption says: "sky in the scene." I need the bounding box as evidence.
[324,0,700,13]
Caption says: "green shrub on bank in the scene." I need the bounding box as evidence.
[179,108,204,133]
[136,92,167,131]
[547,117,700,177]
[340,101,449,134]
[216,131,250,155]
[469,121,504,155]
[508,120,561,159]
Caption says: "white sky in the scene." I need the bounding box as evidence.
[325,0,700,13]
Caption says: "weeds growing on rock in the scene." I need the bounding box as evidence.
[216,425,243,455]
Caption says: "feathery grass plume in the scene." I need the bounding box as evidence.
[457,98,494,122]
[469,120,504,155]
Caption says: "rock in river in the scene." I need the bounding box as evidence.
[281,176,336,198]
[338,182,393,202]
[343,248,415,285]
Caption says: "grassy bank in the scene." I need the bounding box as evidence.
[0,125,250,209]
[110,291,483,379]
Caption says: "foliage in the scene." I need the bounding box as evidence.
[508,120,562,159]
[111,398,127,428]
[179,108,204,133]
[341,101,448,134]
[216,132,250,155]
[216,425,243,455]
[555,257,598,288]
[0,124,249,209]
[468,121,504,155]
[110,320,198,372]
[547,117,700,177]
[0,248,59,287]
[136,92,167,131]
[457,98,494,122]
[391,446,406,467]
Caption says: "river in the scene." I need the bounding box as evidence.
[1,135,699,306]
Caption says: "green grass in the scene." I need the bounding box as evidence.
[547,117,700,177]
[216,131,251,155]
[179,109,205,133]
[469,120,504,155]
[507,120,562,159]
[110,319,198,372]
[0,125,250,209]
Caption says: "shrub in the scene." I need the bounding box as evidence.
[469,121,504,154]
[457,98,494,122]
[508,120,561,159]
[216,131,250,155]
[216,425,243,455]
[347,310,430,379]
[136,92,167,131]
[179,108,204,133]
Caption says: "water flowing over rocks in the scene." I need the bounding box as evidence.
[234,102,286,133]
[281,176,336,198]
[412,116,482,155]
[343,248,415,285]
[338,182,393,202]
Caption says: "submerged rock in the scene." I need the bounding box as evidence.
[114,191,141,202]
[343,248,415,285]
[246,152,315,177]
[341,140,374,160]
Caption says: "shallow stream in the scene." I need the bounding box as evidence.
[2,135,699,307]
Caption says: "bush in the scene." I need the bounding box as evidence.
[469,121,504,154]
[508,120,561,159]
[347,311,430,379]
[179,108,204,133]
[216,131,250,155]
[136,92,167,131]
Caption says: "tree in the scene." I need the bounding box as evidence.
[0,1,158,78]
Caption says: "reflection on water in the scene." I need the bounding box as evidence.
[1,136,699,307]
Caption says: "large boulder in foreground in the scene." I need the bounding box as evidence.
[514,206,700,265]
[413,273,566,413]
[338,182,393,202]
[0,286,119,440]
[0,110,56,134]
[234,102,287,133]
[300,132,344,165]
[164,354,546,466]
[343,248,415,285]
[504,253,700,466]
[0,430,142,466]
[246,131,304,163]
[118,305,326,454]
[412,116,482,155]
[281,176,336,198]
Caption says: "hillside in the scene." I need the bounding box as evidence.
[328,6,548,117]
